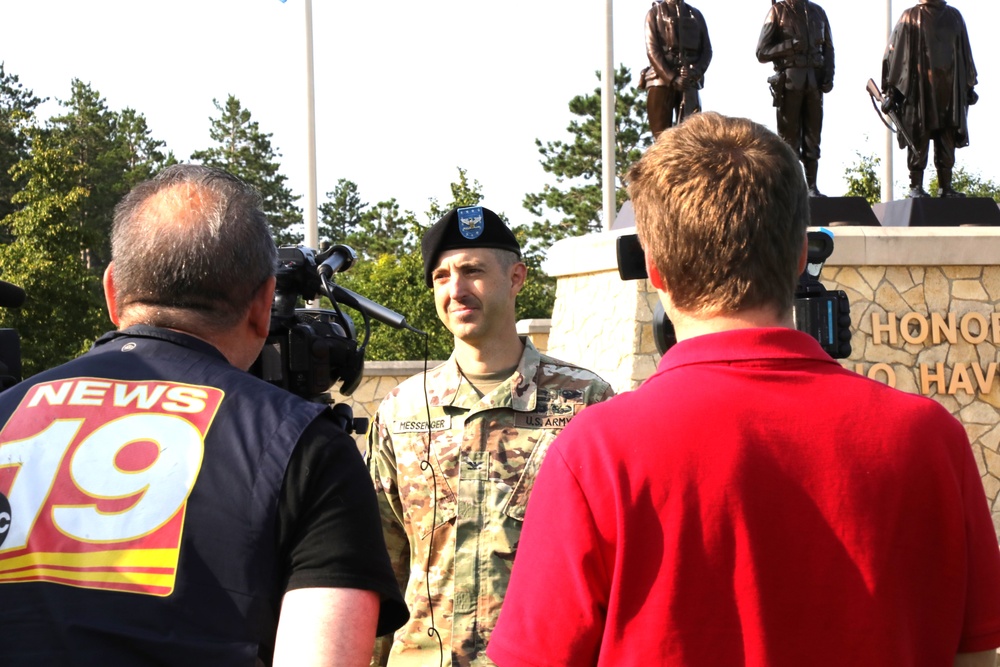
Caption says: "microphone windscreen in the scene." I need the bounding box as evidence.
[0,280,26,308]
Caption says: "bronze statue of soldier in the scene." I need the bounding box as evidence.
[882,0,978,198]
[756,0,834,197]
[639,0,712,138]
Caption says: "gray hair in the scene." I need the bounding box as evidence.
[110,164,277,331]
[491,247,521,274]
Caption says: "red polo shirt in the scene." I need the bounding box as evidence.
[488,328,1000,666]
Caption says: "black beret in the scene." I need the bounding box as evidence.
[421,206,520,287]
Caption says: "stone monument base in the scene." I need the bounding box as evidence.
[873,197,1000,227]
[809,196,879,227]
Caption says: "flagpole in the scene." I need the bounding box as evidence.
[304,0,319,250]
[602,0,617,231]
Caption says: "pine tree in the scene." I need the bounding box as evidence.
[319,178,421,260]
[191,95,302,245]
[117,107,175,189]
[319,178,367,246]
[522,66,650,253]
[357,199,420,258]
[0,63,43,230]
[47,81,143,269]
[0,80,168,376]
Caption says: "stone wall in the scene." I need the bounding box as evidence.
[545,226,1000,536]
[820,228,1000,535]
[545,230,661,392]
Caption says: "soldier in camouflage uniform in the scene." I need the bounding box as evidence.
[367,206,614,666]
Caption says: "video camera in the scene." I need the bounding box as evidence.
[792,230,852,359]
[0,280,25,391]
[616,229,852,359]
[249,244,416,432]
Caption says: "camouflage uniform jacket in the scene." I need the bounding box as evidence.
[367,339,614,666]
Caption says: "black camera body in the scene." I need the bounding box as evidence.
[616,230,852,359]
[792,230,852,359]
[250,245,365,405]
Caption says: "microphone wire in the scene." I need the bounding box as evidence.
[418,329,444,667]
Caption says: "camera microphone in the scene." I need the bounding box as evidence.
[0,281,25,308]
[331,284,424,334]
[317,245,357,279]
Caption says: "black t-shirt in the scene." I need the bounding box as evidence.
[275,411,408,635]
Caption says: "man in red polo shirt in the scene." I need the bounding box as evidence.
[487,112,1000,667]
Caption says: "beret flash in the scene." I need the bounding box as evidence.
[421,206,520,287]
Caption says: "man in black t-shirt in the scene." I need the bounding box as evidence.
[0,164,406,666]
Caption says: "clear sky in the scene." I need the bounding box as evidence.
[0,0,997,235]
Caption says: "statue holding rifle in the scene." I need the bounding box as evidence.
[880,0,977,198]
[639,0,713,138]
[756,0,834,197]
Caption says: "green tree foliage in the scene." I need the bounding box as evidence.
[47,81,148,269]
[843,152,882,204]
[0,80,167,376]
[191,95,302,245]
[354,199,420,258]
[0,172,106,376]
[426,167,484,220]
[0,63,43,229]
[118,108,175,188]
[522,65,650,253]
[928,167,1000,201]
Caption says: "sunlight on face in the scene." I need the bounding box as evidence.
[431,248,520,345]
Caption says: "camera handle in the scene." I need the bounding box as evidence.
[329,402,369,436]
